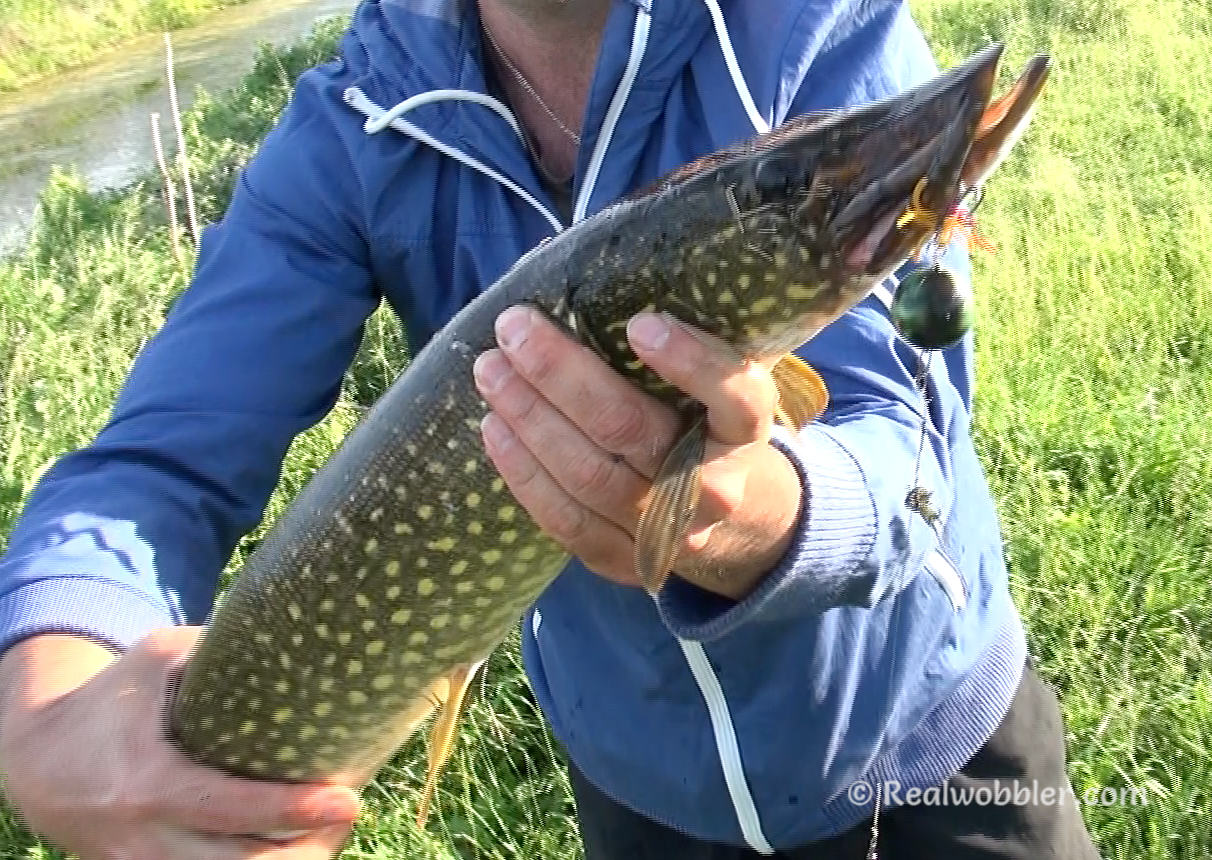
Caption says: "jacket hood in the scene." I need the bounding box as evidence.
[336,0,715,217]
[331,0,902,227]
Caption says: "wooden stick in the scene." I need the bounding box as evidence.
[150,111,181,262]
[164,32,198,250]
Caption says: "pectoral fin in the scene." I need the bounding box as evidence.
[770,354,829,429]
[631,356,823,594]
[415,659,486,828]
[634,411,708,595]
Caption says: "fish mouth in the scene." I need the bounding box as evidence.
[824,43,1051,277]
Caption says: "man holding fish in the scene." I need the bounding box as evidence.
[0,0,1100,858]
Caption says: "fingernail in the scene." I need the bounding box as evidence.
[323,805,351,825]
[495,306,532,352]
[320,792,361,825]
[628,313,670,352]
[481,412,515,447]
[473,349,513,394]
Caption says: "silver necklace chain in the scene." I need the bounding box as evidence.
[482,24,582,146]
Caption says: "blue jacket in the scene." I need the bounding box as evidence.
[0,0,1027,851]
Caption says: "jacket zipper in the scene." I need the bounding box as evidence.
[925,547,967,611]
[675,634,776,853]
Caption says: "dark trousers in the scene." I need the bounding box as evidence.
[569,660,1102,859]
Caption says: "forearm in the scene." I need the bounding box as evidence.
[0,154,380,659]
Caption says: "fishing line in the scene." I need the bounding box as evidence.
[910,350,934,497]
[900,182,994,533]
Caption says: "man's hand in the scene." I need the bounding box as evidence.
[0,630,361,860]
[474,305,804,600]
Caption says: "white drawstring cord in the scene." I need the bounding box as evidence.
[347,86,565,234]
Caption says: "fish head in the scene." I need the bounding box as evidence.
[560,44,1049,384]
[811,42,1052,283]
[722,42,1050,355]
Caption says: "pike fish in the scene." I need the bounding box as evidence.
[169,42,1051,826]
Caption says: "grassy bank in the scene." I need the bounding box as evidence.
[0,0,253,93]
[2,0,1211,857]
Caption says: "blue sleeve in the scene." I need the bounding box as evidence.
[0,66,380,655]
[657,3,977,638]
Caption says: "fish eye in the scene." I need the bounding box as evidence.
[751,155,792,199]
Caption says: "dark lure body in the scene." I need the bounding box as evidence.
[169,42,1051,824]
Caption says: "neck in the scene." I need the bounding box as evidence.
[478,0,611,183]
[485,0,613,31]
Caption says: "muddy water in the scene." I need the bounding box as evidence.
[0,0,354,253]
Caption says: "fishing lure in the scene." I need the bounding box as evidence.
[891,179,995,351]
[895,178,1000,526]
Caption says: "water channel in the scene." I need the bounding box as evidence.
[0,0,354,253]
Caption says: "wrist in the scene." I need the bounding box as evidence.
[0,635,117,730]
[676,442,803,600]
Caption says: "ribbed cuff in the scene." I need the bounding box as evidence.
[0,578,179,657]
[656,423,877,641]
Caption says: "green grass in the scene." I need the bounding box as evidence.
[0,0,253,93]
[1,0,1210,856]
